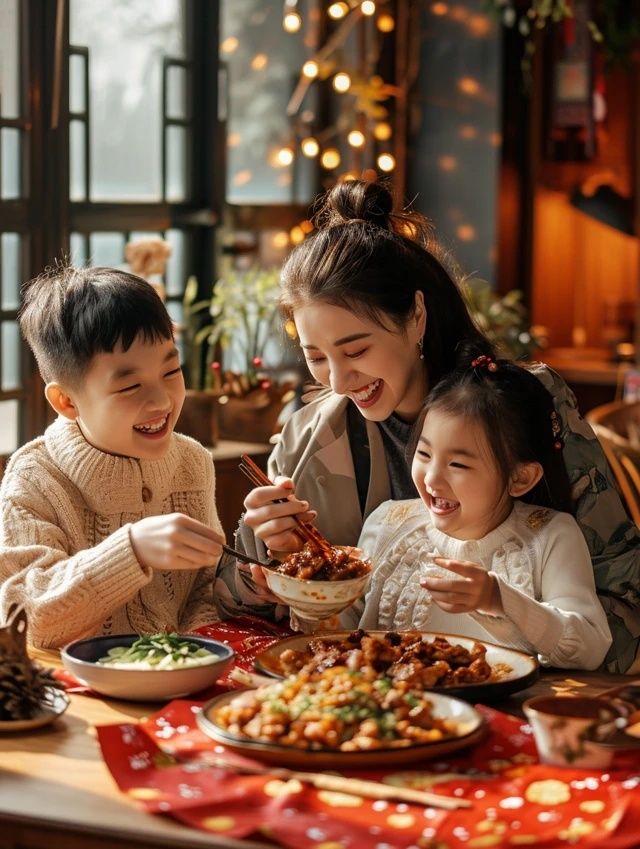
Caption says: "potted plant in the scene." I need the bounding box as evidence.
[179,267,297,445]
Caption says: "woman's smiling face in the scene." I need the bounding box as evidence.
[293,297,427,423]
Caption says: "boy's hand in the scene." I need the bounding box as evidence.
[130,513,224,571]
[419,557,501,615]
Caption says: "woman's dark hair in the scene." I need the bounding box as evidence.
[422,341,573,513]
[19,264,174,386]
[280,179,494,388]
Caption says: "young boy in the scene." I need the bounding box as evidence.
[0,265,225,648]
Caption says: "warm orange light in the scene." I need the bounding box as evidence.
[362,168,378,182]
[283,11,302,32]
[300,219,314,234]
[431,2,448,16]
[301,137,320,157]
[339,171,358,182]
[276,147,294,166]
[328,1,349,19]
[347,130,366,148]
[438,155,457,172]
[232,169,252,186]
[373,121,392,141]
[321,148,341,169]
[290,226,305,245]
[459,125,478,140]
[227,132,242,148]
[488,131,502,147]
[377,13,395,32]
[458,77,480,96]
[361,1,376,15]
[221,36,239,54]
[272,231,290,249]
[277,172,293,186]
[467,14,491,37]
[377,153,395,172]
[302,60,319,79]
[251,53,268,71]
[456,224,476,242]
[333,72,351,93]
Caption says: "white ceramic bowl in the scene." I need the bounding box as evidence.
[61,634,234,701]
[262,547,371,621]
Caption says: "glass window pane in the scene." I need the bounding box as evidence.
[1,233,21,311]
[0,400,19,454]
[165,229,186,297]
[1,128,21,199]
[2,321,21,391]
[69,52,86,114]
[167,65,188,120]
[89,233,126,267]
[69,119,87,201]
[70,0,186,201]
[222,0,316,204]
[70,232,88,266]
[166,125,188,202]
[0,0,20,119]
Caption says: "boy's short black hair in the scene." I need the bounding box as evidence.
[19,265,174,386]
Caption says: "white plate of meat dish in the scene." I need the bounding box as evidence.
[254,630,539,701]
[197,665,487,769]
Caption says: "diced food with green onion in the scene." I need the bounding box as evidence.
[97,633,217,669]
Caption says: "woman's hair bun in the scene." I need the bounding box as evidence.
[317,179,393,229]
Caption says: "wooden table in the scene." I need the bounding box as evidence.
[0,648,632,849]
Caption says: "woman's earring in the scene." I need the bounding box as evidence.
[417,338,425,360]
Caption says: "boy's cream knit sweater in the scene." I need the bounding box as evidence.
[0,417,223,647]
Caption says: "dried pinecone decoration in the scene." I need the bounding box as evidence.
[0,606,66,721]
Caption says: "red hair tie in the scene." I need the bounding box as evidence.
[471,354,497,372]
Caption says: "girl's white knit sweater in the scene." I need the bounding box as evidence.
[347,499,612,670]
[0,418,222,647]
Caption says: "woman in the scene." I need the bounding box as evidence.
[214,179,640,674]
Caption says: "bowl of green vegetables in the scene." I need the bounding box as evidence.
[61,632,234,701]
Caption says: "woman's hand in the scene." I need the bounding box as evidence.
[238,563,281,604]
[243,476,317,553]
[420,557,501,615]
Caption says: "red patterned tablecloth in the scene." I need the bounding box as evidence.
[94,620,640,849]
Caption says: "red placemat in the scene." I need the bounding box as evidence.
[97,700,640,849]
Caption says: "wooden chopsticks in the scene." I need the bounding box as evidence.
[239,454,333,556]
[194,753,472,809]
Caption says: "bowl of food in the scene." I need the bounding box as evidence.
[262,543,372,621]
[61,632,234,701]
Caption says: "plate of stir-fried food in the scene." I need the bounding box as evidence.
[197,663,486,768]
[254,630,539,701]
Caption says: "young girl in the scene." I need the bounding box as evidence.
[346,345,612,670]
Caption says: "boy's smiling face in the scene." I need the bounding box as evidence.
[48,335,185,459]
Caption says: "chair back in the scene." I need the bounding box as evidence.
[586,400,640,526]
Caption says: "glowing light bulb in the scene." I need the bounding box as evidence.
[377,153,395,172]
[347,130,365,148]
[272,231,290,249]
[276,147,294,166]
[456,224,476,242]
[221,36,239,54]
[301,137,320,157]
[373,122,392,141]
[431,2,448,15]
[333,72,351,93]
[289,226,305,245]
[361,1,376,15]
[328,2,349,19]
[300,219,314,234]
[377,13,395,32]
[251,53,268,70]
[283,11,302,32]
[302,60,319,79]
[458,76,480,95]
[320,148,341,169]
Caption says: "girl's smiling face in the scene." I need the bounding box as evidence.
[293,297,427,423]
[412,407,514,540]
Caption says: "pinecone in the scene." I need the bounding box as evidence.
[0,605,66,721]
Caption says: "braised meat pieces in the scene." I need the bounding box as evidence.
[275,542,372,581]
[279,630,499,687]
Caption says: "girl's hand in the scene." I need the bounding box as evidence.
[130,513,224,571]
[243,476,317,553]
[420,557,501,615]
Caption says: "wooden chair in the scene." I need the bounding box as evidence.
[586,400,640,526]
